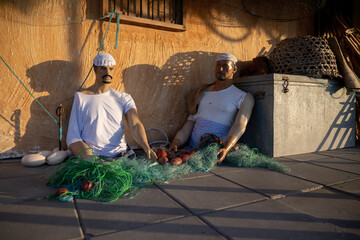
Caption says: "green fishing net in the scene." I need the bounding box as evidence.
[47,143,289,202]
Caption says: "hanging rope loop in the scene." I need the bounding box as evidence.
[115,12,121,49]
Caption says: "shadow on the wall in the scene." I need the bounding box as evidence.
[197,0,297,55]
[1,0,92,159]
[0,1,37,15]
[0,60,79,158]
[10,109,21,144]
[85,0,107,52]
[0,109,21,149]
[198,0,255,42]
[122,51,239,143]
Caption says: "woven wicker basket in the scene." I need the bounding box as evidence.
[269,36,342,79]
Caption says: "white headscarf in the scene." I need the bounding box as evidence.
[216,53,237,64]
[93,53,116,66]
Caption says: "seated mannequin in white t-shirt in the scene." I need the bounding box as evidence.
[66,53,157,161]
[169,53,255,164]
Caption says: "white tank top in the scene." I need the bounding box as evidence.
[188,85,246,147]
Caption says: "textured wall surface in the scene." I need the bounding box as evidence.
[0,0,313,158]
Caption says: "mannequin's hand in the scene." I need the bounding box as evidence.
[216,148,229,164]
[145,148,157,162]
[168,142,178,153]
[168,138,181,153]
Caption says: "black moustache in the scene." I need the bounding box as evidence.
[102,74,112,79]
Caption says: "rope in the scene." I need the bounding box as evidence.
[249,148,259,167]
[115,13,121,49]
[47,148,150,202]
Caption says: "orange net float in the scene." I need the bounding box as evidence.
[81,181,93,192]
[55,188,69,197]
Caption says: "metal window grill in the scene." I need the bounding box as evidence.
[107,0,183,25]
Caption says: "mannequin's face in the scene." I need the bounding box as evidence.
[215,60,236,81]
[94,65,114,84]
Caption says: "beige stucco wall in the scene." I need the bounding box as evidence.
[0,0,313,158]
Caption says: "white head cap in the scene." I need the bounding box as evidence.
[216,53,237,64]
[93,53,116,66]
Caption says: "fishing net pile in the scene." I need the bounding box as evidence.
[47,143,289,202]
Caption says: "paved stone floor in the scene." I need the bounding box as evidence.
[0,146,359,240]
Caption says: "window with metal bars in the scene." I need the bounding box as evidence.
[101,0,185,31]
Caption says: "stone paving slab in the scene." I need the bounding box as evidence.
[90,216,226,240]
[0,199,83,240]
[76,186,191,238]
[303,157,360,175]
[0,161,57,179]
[181,170,214,180]
[278,188,360,236]
[201,198,358,240]
[209,165,245,175]
[215,168,321,199]
[284,162,360,186]
[0,175,55,205]
[272,157,300,167]
[285,152,334,161]
[330,179,360,197]
[318,151,360,162]
[156,174,267,215]
[330,147,360,153]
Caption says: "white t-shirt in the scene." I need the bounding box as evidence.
[188,85,246,147]
[66,88,136,157]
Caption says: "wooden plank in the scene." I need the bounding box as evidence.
[136,0,141,17]
[100,0,110,16]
